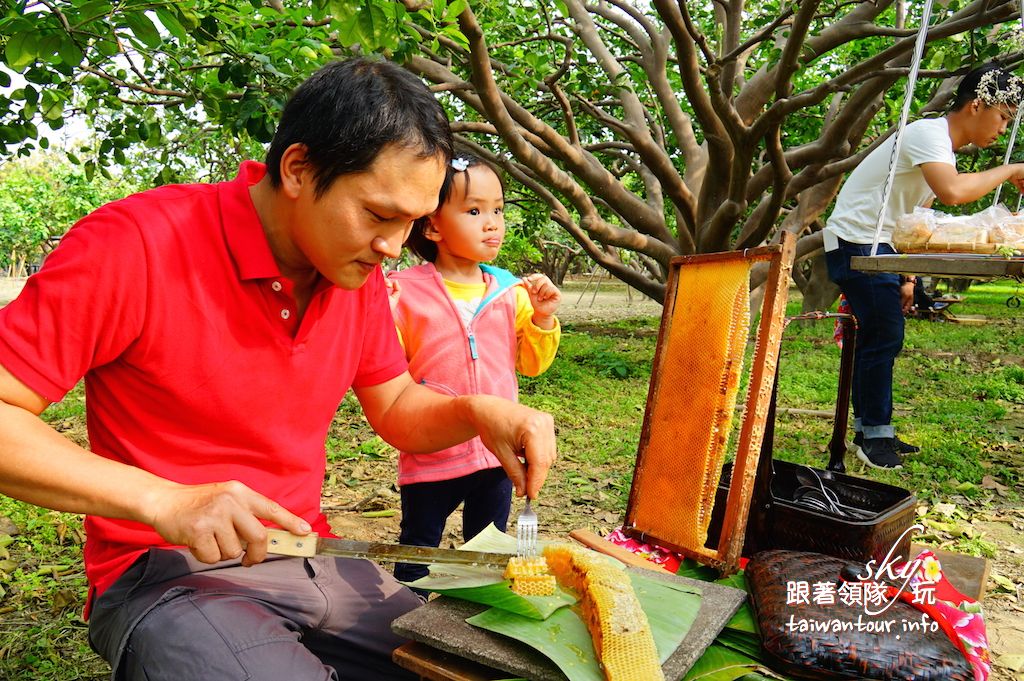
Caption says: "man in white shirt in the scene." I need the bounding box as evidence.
[824,63,1024,469]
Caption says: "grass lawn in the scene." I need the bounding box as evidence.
[0,280,1021,680]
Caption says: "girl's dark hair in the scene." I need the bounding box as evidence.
[406,153,505,262]
[265,57,453,197]
[950,63,1024,112]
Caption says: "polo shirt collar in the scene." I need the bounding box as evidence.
[221,161,282,281]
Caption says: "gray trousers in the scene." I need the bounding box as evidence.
[88,548,421,681]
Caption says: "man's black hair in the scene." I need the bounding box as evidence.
[950,63,1023,111]
[265,58,453,197]
[406,152,505,262]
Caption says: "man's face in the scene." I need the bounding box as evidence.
[972,100,1015,148]
[292,144,446,289]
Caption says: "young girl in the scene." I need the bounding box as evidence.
[387,153,561,586]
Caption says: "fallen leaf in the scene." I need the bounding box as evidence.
[361,509,396,518]
[996,653,1024,673]
[981,475,1010,496]
[990,573,1017,592]
[50,589,78,614]
[0,517,19,536]
[933,502,957,517]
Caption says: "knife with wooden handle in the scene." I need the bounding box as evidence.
[265,529,514,569]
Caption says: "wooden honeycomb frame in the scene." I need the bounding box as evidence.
[623,233,796,575]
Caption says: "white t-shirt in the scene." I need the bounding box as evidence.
[824,117,956,248]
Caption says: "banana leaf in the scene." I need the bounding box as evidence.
[407,572,576,620]
[714,628,763,659]
[403,525,580,619]
[682,643,769,681]
[466,571,703,681]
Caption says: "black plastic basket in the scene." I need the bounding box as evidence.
[707,460,917,564]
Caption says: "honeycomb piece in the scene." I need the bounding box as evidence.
[509,574,557,596]
[504,555,557,596]
[542,544,664,680]
[504,555,550,580]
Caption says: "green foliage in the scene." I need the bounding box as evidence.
[0,0,461,182]
[0,152,133,271]
[4,0,1021,301]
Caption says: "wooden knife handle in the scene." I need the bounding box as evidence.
[266,529,318,557]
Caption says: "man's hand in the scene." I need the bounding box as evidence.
[460,395,556,499]
[146,481,312,566]
[1009,165,1024,193]
[900,279,916,315]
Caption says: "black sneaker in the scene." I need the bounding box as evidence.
[856,437,903,470]
[853,432,920,455]
[894,437,920,454]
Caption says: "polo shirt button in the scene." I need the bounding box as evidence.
[271,281,282,292]
[281,309,291,320]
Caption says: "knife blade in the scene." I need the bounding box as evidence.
[265,529,515,569]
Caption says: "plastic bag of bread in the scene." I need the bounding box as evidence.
[927,220,991,252]
[893,208,936,250]
[989,214,1024,244]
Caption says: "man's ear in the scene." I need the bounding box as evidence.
[278,143,310,199]
[423,216,444,242]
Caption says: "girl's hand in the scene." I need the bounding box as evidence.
[522,273,561,328]
[385,276,401,316]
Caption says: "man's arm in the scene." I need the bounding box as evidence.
[920,161,1024,205]
[0,363,312,566]
[354,372,556,499]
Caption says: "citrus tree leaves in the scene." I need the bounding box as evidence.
[4,31,39,71]
[0,0,467,180]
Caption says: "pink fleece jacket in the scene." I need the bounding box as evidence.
[389,263,522,485]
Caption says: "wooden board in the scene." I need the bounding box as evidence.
[393,641,511,681]
[911,543,990,602]
[391,568,747,681]
[851,253,1024,279]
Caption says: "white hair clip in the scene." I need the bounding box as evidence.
[450,157,470,172]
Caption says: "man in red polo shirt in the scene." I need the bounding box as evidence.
[0,58,556,681]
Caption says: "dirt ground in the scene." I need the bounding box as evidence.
[2,274,1022,679]
[0,277,25,307]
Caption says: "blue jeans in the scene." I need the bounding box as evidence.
[826,239,904,439]
[394,466,512,585]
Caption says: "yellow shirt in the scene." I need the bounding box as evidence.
[397,279,560,376]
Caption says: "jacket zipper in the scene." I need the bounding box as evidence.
[466,283,517,362]
[420,378,459,396]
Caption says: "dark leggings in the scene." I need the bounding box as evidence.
[394,467,512,584]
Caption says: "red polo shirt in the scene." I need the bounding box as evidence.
[0,162,408,604]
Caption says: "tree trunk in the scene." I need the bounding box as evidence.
[800,251,841,312]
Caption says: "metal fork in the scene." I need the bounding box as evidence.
[516,499,538,556]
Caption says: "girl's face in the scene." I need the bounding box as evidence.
[427,164,505,263]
